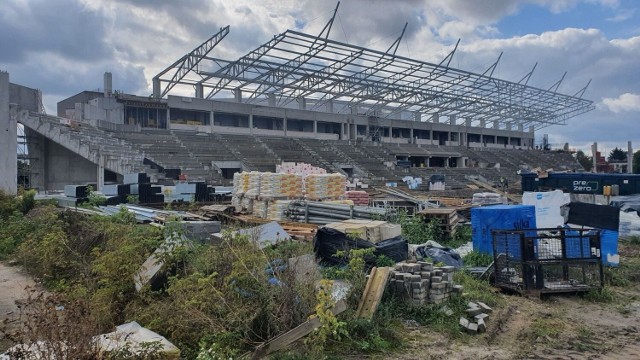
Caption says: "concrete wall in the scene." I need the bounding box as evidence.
[0,71,17,194]
[44,139,97,191]
[9,83,39,112]
[57,91,103,117]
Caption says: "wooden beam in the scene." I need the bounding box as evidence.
[355,267,391,319]
[251,300,347,359]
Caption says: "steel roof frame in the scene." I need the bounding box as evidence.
[152,5,593,131]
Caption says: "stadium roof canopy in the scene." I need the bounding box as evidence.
[152,4,594,130]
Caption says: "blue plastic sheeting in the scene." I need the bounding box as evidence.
[471,205,537,256]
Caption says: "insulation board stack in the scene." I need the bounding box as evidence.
[346,190,369,206]
[305,173,346,200]
[388,262,462,305]
[259,173,303,199]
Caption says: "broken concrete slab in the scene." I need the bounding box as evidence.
[477,301,493,313]
[95,321,180,359]
[467,322,479,334]
[459,317,470,328]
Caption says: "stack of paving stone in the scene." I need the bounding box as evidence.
[388,261,463,305]
[459,301,493,334]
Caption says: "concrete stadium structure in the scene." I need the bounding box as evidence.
[1,6,595,194]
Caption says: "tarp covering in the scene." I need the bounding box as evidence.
[314,227,407,265]
[610,194,640,213]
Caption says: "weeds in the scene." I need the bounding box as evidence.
[462,250,493,267]
[583,287,616,303]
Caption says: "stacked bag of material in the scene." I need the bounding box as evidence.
[276,162,327,175]
[346,191,369,206]
[305,174,346,200]
[266,200,292,221]
[245,172,262,199]
[259,173,303,199]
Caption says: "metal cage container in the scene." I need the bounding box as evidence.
[492,228,604,296]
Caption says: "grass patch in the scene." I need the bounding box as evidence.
[462,250,493,267]
[583,287,617,303]
[453,270,504,307]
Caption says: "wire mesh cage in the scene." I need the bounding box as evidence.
[492,228,604,295]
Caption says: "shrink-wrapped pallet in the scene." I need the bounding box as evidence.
[233,172,250,196]
[253,199,269,218]
[245,172,262,199]
[304,173,346,200]
[241,197,254,213]
[260,173,303,199]
[266,200,292,221]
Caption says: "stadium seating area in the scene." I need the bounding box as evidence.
[26,115,583,189]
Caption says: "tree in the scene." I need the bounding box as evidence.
[576,150,593,171]
[608,147,627,162]
[633,150,640,174]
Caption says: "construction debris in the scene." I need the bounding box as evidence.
[324,219,401,244]
[95,321,180,358]
[459,301,493,334]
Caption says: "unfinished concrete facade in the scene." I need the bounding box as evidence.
[0,71,17,195]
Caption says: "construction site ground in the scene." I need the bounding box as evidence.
[1,239,638,359]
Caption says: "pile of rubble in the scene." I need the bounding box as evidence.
[459,301,493,334]
[388,261,463,305]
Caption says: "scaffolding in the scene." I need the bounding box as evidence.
[152,3,594,131]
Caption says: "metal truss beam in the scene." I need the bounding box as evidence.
[152,26,229,98]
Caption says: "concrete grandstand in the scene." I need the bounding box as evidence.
[2,6,594,195]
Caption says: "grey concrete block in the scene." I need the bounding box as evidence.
[459,317,469,328]
[409,274,422,282]
[453,285,464,293]
[467,322,478,334]
[431,276,442,283]
[419,262,433,271]
[434,269,443,277]
[467,301,478,308]
[420,271,431,279]
[477,318,486,333]
[410,263,422,272]
[420,279,430,288]
[477,301,493,314]
[431,282,446,289]
[466,307,483,317]
[411,282,423,289]
[441,265,455,273]
[395,280,405,292]
[475,313,489,322]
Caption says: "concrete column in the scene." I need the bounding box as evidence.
[410,128,414,142]
[268,93,276,107]
[426,157,431,167]
[449,114,456,125]
[493,120,499,129]
[248,114,253,133]
[283,116,287,136]
[195,83,204,98]
[518,124,524,132]
[210,111,214,132]
[298,97,306,110]
[97,155,105,192]
[465,118,471,127]
[326,100,333,113]
[234,88,242,103]
[506,122,512,131]
[529,126,535,133]
[432,113,439,123]
[152,78,161,98]
[479,119,486,128]
[0,71,17,195]
[413,111,421,122]
[313,120,317,135]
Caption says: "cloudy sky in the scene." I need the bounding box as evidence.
[1,0,639,154]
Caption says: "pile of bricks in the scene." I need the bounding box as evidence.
[388,261,463,305]
[459,301,493,334]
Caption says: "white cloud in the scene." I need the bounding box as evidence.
[601,93,640,113]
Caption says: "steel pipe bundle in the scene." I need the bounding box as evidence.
[285,200,394,225]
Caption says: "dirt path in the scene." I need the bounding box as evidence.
[0,261,37,352]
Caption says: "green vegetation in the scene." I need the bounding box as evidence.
[1,193,506,358]
[462,250,493,267]
[393,210,471,248]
